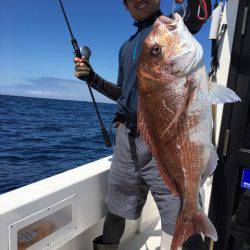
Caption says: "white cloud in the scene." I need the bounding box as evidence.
[0,77,115,104]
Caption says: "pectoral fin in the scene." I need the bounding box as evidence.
[198,80,241,104]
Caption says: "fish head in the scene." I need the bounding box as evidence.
[137,14,205,128]
[138,13,204,81]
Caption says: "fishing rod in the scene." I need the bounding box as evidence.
[58,0,112,147]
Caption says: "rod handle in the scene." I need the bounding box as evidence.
[101,125,112,147]
[71,38,82,58]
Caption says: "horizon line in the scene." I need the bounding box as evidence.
[0,93,116,105]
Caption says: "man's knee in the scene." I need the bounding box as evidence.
[105,211,126,223]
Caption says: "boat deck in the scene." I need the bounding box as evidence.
[121,219,171,250]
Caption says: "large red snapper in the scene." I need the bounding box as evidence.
[137,13,240,249]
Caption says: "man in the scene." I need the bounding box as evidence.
[74,0,211,249]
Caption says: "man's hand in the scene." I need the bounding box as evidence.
[175,0,184,3]
[74,56,92,80]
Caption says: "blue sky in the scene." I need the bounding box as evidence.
[0,0,214,103]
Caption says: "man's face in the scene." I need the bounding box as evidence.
[125,0,161,21]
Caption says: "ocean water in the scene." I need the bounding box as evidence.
[0,95,116,194]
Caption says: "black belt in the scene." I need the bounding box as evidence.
[113,114,140,172]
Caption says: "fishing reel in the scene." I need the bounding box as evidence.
[80,46,91,61]
[79,45,94,75]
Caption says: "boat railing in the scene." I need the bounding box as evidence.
[0,156,160,250]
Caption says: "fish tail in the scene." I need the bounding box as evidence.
[171,209,218,250]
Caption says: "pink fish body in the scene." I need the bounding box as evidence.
[137,13,240,249]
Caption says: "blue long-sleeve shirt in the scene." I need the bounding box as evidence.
[116,11,162,117]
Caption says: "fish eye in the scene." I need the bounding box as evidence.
[150,45,162,56]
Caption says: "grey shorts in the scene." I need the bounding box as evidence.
[105,124,181,235]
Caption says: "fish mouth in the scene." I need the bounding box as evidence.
[136,0,149,10]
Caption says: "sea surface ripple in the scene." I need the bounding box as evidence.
[0,95,116,194]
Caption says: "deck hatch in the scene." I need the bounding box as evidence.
[9,194,78,250]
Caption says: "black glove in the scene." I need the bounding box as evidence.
[73,56,121,102]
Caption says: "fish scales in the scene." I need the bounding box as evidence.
[137,14,217,249]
